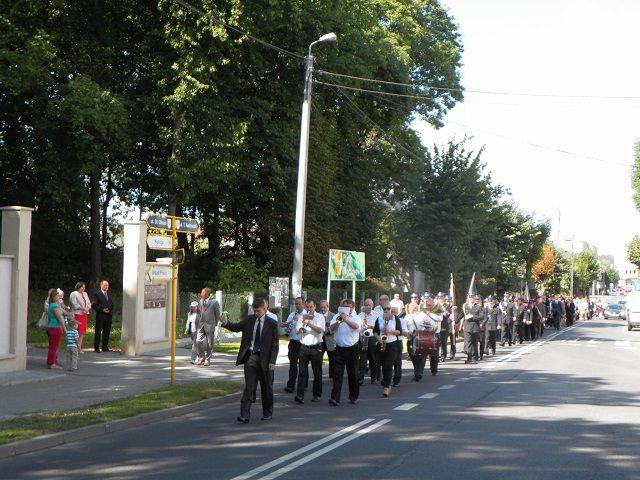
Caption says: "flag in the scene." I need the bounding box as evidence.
[523,282,530,301]
[467,272,477,298]
[449,273,455,306]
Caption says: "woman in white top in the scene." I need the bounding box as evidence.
[70,282,92,353]
[185,301,200,363]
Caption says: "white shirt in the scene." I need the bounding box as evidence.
[390,298,404,314]
[375,315,402,343]
[359,310,379,334]
[251,315,265,351]
[330,313,361,347]
[296,312,325,346]
[185,312,198,333]
[286,310,306,341]
[266,310,278,321]
[405,312,440,334]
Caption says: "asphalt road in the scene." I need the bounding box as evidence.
[2,317,640,480]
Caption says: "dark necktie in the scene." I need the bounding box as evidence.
[253,318,261,353]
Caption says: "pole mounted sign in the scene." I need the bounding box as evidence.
[144,213,198,385]
[326,249,366,304]
[146,235,173,251]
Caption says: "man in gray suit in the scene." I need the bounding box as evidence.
[196,287,221,366]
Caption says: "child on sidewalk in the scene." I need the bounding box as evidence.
[66,319,80,371]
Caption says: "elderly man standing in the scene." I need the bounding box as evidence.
[196,287,221,366]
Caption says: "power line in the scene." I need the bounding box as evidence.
[318,69,640,100]
[174,0,305,60]
[315,80,439,102]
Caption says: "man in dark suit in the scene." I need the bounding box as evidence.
[92,280,114,352]
[221,297,279,424]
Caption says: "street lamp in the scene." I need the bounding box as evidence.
[291,32,337,298]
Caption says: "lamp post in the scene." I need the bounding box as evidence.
[291,32,337,299]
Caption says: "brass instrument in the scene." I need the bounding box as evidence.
[379,316,390,352]
[300,315,311,334]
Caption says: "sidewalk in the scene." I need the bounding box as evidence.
[0,340,290,421]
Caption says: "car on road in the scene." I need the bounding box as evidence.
[625,294,640,331]
[604,303,624,319]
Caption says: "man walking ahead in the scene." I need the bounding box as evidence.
[196,288,221,366]
[221,297,279,424]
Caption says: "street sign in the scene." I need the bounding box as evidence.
[147,264,172,281]
[172,248,185,265]
[146,235,173,251]
[328,249,366,281]
[146,214,171,230]
[176,217,199,233]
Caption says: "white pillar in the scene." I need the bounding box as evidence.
[0,206,33,373]
[121,222,147,355]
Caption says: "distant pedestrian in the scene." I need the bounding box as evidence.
[196,288,221,366]
[70,282,91,353]
[389,293,404,315]
[45,288,66,369]
[92,280,114,352]
[185,301,200,364]
[66,319,80,371]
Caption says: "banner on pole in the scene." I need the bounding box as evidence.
[328,249,365,281]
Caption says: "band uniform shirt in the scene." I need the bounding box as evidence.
[296,312,325,346]
[374,315,402,343]
[330,313,362,347]
[286,310,306,342]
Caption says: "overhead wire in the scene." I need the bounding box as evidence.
[318,69,640,100]
[174,0,305,60]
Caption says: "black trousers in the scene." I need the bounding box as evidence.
[380,341,400,388]
[439,330,450,358]
[486,330,497,354]
[286,340,301,390]
[358,338,379,382]
[393,339,403,385]
[331,345,359,403]
[516,323,525,343]
[94,315,112,351]
[501,323,513,345]
[240,353,273,420]
[478,329,486,358]
[465,331,479,361]
[297,344,323,399]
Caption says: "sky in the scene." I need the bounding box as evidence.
[415,0,640,266]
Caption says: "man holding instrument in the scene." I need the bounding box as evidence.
[405,295,441,381]
[329,299,361,406]
[294,299,325,404]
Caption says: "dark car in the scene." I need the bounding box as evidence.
[604,303,623,319]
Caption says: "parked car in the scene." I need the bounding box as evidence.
[626,294,640,331]
[604,303,623,319]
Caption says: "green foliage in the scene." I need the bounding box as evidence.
[572,250,600,295]
[216,257,270,293]
[603,265,620,287]
[633,142,640,212]
[627,235,640,268]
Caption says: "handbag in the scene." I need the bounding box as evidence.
[37,311,49,329]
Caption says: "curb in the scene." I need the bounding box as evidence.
[0,390,242,460]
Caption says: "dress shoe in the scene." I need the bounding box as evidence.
[311,396,320,402]
[329,398,339,406]
[284,387,294,393]
[349,399,358,405]
[237,416,249,424]
[382,387,390,398]
[94,349,101,353]
[392,382,400,388]
[294,396,304,404]
[261,416,272,421]
[102,348,110,352]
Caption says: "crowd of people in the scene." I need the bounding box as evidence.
[42,280,114,370]
[219,290,595,423]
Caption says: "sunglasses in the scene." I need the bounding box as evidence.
[383,307,391,311]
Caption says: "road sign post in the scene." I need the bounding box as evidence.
[145,214,198,385]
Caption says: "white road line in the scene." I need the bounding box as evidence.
[419,393,439,399]
[456,377,471,382]
[394,403,419,411]
[615,341,631,347]
[257,419,392,480]
[231,418,375,480]
[587,339,598,348]
[439,384,455,390]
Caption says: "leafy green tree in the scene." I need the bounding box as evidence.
[603,265,619,287]
[573,250,600,295]
[632,141,640,212]
[627,235,640,268]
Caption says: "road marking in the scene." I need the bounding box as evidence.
[615,341,631,347]
[439,384,455,390]
[231,418,375,480]
[419,393,439,399]
[587,339,599,348]
[257,419,391,480]
[456,377,471,382]
[394,403,419,411]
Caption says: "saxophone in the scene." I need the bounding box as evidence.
[380,316,390,352]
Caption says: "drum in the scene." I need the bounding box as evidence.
[413,330,437,356]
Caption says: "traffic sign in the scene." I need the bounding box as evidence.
[176,217,199,233]
[172,248,185,265]
[146,264,172,281]
[146,235,173,251]
[146,214,171,230]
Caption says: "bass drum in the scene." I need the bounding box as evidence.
[413,330,437,356]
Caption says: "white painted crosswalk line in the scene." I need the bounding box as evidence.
[419,393,439,399]
[587,339,598,348]
[439,384,455,390]
[394,403,419,411]
[456,377,471,382]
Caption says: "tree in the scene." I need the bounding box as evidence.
[628,235,640,268]
[573,250,600,295]
[532,243,556,290]
[603,265,619,287]
[632,141,640,212]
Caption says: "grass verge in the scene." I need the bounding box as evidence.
[0,379,241,446]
